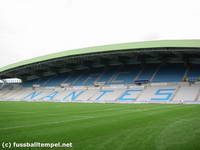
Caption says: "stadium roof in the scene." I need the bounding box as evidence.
[1,39,200,79]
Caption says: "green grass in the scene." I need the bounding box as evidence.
[0,102,200,150]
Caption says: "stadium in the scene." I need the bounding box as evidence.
[1,40,200,104]
[1,40,200,150]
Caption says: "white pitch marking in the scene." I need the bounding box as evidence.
[0,111,36,114]
[0,116,94,130]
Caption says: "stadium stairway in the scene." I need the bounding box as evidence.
[195,87,200,101]
[170,85,181,102]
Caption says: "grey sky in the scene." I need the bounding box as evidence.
[0,0,200,67]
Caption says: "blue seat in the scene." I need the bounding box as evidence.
[84,69,103,86]
[23,79,39,87]
[96,67,120,84]
[110,65,141,84]
[72,71,90,86]
[152,64,186,82]
[187,65,200,80]
[138,64,158,81]
[45,74,68,87]
[22,64,195,86]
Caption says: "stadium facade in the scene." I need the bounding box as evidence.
[1,40,200,104]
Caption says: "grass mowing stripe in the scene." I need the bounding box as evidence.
[0,116,94,130]
[0,106,167,130]
[0,102,200,150]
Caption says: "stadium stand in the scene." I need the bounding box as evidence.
[20,63,192,87]
[0,80,199,104]
[1,40,200,104]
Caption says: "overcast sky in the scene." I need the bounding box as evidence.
[0,0,200,67]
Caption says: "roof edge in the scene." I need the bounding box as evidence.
[1,39,200,73]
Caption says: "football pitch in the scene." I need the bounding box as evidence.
[0,102,200,150]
